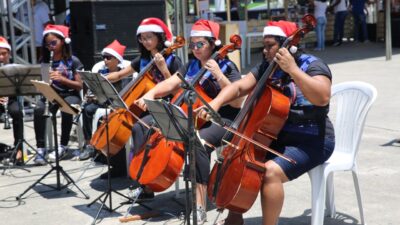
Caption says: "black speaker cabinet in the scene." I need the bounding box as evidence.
[70,0,166,70]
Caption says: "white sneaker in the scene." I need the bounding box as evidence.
[48,145,66,162]
[190,206,207,224]
[34,148,47,165]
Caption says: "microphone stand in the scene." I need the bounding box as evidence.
[176,73,227,219]
[176,73,223,225]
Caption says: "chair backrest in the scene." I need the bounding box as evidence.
[329,81,377,162]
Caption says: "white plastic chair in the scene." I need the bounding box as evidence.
[308,81,377,225]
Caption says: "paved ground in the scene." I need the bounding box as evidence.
[0,41,399,225]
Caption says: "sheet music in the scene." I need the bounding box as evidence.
[79,71,127,110]
[145,99,188,142]
[0,64,42,96]
[31,80,80,115]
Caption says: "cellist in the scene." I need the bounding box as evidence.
[102,17,182,178]
[197,21,335,225]
[133,19,243,224]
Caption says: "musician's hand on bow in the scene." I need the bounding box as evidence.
[204,59,223,80]
[50,70,65,83]
[134,97,148,112]
[194,100,222,121]
[274,48,298,75]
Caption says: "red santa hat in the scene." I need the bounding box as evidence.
[263,20,298,38]
[43,24,71,44]
[0,36,11,51]
[136,17,173,47]
[101,40,126,63]
[190,19,221,46]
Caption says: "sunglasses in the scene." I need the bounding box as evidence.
[46,40,58,47]
[102,55,114,60]
[189,41,207,50]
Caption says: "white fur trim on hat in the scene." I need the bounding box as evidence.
[43,29,65,38]
[136,24,164,35]
[263,26,287,37]
[102,48,124,63]
[190,30,213,37]
[0,43,11,50]
[164,40,172,47]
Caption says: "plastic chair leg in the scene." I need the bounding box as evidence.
[352,170,366,225]
[325,173,336,218]
[309,166,327,225]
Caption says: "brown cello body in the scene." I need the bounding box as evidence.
[129,86,211,192]
[207,86,290,213]
[90,73,156,156]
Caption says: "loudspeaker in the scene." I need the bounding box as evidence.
[70,0,166,70]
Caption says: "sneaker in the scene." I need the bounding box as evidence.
[79,145,95,161]
[190,206,207,224]
[34,148,47,165]
[48,145,66,162]
[127,186,155,202]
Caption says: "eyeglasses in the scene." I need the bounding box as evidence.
[138,35,156,43]
[102,55,113,60]
[46,40,59,47]
[189,41,207,50]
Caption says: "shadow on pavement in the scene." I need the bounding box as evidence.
[244,209,361,225]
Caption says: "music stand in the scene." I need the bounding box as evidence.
[0,64,41,174]
[144,98,202,225]
[79,71,139,224]
[16,80,89,201]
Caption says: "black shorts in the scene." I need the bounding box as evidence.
[267,120,335,180]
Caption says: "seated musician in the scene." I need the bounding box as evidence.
[79,40,129,161]
[0,36,24,164]
[102,18,182,178]
[33,25,84,165]
[133,19,243,224]
[76,40,131,179]
[197,20,335,225]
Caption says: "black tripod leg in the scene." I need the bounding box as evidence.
[59,167,90,199]
[91,193,112,225]
[88,191,107,208]
[16,167,55,200]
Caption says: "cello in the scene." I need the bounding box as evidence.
[129,35,242,192]
[90,37,185,156]
[207,15,317,213]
